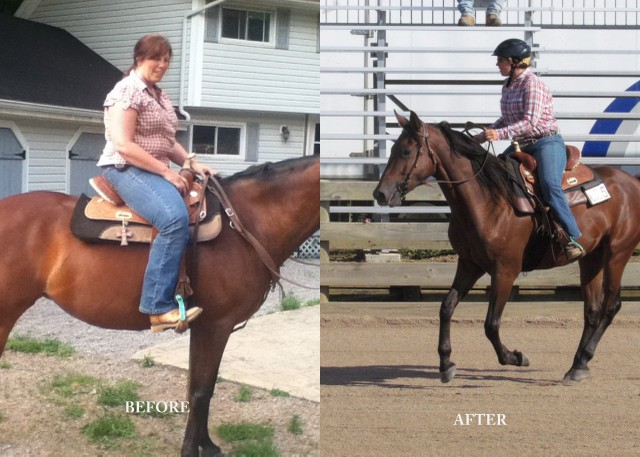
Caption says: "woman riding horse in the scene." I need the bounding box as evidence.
[475,38,584,261]
[374,110,640,383]
[98,34,214,332]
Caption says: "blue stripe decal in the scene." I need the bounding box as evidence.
[582,80,640,157]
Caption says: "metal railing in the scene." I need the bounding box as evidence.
[321,1,640,28]
[321,0,640,179]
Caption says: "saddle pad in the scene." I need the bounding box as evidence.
[71,193,222,245]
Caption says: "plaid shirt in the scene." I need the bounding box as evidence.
[98,71,178,167]
[490,68,559,141]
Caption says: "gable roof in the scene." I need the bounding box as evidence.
[0,13,122,111]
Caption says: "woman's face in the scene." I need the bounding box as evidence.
[137,53,171,85]
[496,56,512,77]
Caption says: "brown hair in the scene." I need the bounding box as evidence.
[124,34,173,76]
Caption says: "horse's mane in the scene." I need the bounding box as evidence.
[224,155,318,183]
[436,121,517,208]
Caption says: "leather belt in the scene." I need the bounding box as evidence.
[517,131,558,147]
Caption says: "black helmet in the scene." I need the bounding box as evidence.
[492,39,531,64]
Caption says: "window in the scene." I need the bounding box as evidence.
[205,5,289,49]
[222,8,271,43]
[313,123,320,155]
[193,125,241,157]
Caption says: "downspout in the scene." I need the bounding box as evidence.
[179,0,229,151]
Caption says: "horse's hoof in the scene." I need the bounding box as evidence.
[515,351,529,367]
[440,365,457,383]
[563,368,590,382]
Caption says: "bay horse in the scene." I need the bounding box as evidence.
[0,155,319,456]
[373,111,640,383]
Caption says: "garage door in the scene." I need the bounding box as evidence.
[0,127,25,199]
[69,132,104,196]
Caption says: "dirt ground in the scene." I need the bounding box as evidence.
[321,300,640,457]
[0,351,319,456]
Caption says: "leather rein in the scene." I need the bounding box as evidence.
[206,175,316,290]
[397,123,491,200]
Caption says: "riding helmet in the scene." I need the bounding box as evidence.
[492,38,531,64]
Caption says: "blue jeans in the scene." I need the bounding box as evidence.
[505,135,582,239]
[103,166,189,315]
[458,0,505,15]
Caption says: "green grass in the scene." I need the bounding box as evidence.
[217,423,274,442]
[235,385,252,402]
[140,355,156,368]
[281,295,320,311]
[64,405,85,418]
[218,423,278,457]
[0,360,11,369]
[98,380,140,407]
[0,411,5,422]
[398,248,457,260]
[48,373,100,398]
[230,440,279,457]
[7,335,75,358]
[288,415,304,435]
[280,295,302,311]
[270,388,290,398]
[83,413,136,447]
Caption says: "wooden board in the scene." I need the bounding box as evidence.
[321,222,451,250]
[321,261,640,289]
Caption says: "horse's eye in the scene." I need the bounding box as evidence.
[402,149,411,158]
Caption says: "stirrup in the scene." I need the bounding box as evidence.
[564,237,585,261]
[569,236,586,255]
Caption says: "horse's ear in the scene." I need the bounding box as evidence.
[409,111,422,132]
[395,110,409,128]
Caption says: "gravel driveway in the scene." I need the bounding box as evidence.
[10,258,319,359]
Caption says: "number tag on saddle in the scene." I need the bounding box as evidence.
[584,182,611,206]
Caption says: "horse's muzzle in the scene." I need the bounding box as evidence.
[372,187,387,206]
[373,186,401,207]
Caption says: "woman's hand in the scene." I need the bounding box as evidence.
[192,161,217,178]
[162,169,189,195]
[483,129,499,142]
[474,129,499,143]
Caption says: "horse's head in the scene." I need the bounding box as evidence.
[373,111,437,207]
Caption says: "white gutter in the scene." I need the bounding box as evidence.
[0,99,103,124]
[278,0,318,8]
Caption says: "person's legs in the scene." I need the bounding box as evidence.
[103,166,189,315]
[528,136,582,239]
[457,0,475,15]
[487,0,505,15]
[457,0,476,25]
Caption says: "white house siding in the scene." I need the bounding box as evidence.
[188,109,309,176]
[8,118,81,193]
[22,0,318,182]
[27,0,193,101]
[199,7,319,114]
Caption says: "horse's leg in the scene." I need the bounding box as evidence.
[485,269,530,368]
[438,259,485,383]
[0,293,41,357]
[563,248,605,381]
[181,320,233,457]
[564,250,629,382]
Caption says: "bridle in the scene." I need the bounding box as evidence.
[396,123,491,200]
